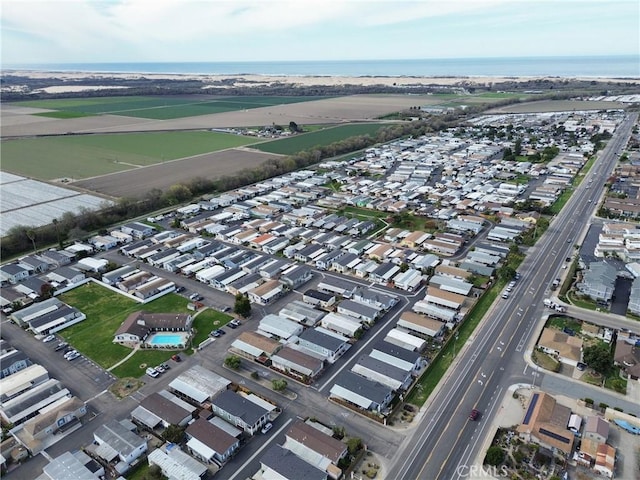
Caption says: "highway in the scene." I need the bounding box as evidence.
[388,112,639,480]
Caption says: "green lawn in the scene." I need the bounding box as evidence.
[566,291,599,311]
[190,309,233,347]
[549,188,574,215]
[532,350,561,372]
[110,350,178,379]
[546,316,582,334]
[252,124,388,155]
[1,131,260,180]
[59,282,192,370]
[337,205,389,219]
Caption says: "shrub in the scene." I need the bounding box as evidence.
[485,446,505,466]
[271,378,287,391]
[224,355,241,369]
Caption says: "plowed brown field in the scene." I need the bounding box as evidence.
[72,148,279,198]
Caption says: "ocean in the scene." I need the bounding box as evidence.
[4,56,639,78]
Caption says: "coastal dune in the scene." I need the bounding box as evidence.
[6,70,640,90]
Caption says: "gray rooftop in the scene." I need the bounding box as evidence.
[211,390,268,426]
[338,299,380,319]
[372,340,421,364]
[332,370,393,404]
[260,444,327,480]
[299,328,347,351]
[355,355,409,383]
[42,451,99,480]
[94,420,144,457]
[168,365,231,404]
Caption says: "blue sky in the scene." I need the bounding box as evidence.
[2,0,638,64]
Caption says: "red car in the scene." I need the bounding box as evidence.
[469,409,480,421]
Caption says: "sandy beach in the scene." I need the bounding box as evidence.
[5,70,640,89]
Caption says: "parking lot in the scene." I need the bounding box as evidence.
[1,320,116,400]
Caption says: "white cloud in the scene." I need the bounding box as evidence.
[1,0,637,63]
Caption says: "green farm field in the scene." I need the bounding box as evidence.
[253,123,388,155]
[1,130,260,180]
[14,95,330,120]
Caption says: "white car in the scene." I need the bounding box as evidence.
[66,351,81,361]
[64,349,78,359]
[42,334,56,343]
[155,365,165,374]
[260,422,273,434]
[146,367,159,378]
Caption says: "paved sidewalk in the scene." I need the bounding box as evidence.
[106,344,140,371]
[472,383,531,470]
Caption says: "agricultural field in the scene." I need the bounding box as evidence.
[0,94,436,137]
[13,95,330,120]
[1,131,260,180]
[72,148,280,198]
[253,123,388,155]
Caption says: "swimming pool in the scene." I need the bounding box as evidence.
[147,332,188,347]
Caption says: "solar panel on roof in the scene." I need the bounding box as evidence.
[523,392,539,425]
[539,427,571,444]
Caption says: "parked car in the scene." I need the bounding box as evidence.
[155,365,165,374]
[63,349,78,359]
[261,423,273,434]
[160,363,170,370]
[227,323,238,329]
[66,351,81,361]
[229,319,241,327]
[146,367,159,378]
[576,362,587,371]
[469,409,480,421]
[42,334,56,343]
[175,286,185,293]
[54,342,69,352]
[171,354,181,362]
